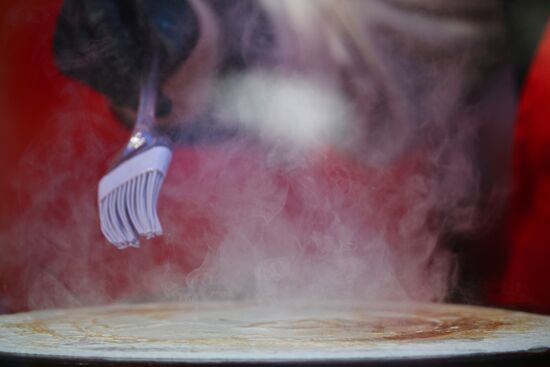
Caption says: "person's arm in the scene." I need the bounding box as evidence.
[53,0,199,118]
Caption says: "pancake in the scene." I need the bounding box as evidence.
[0,301,548,363]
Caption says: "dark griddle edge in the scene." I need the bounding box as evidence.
[0,349,549,367]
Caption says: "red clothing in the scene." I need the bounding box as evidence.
[491,22,550,313]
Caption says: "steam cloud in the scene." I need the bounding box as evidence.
[0,0,515,312]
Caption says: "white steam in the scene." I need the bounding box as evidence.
[0,0,515,311]
[215,70,355,150]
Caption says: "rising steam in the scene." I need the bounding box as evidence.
[0,0,514,311]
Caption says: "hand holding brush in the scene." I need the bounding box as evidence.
[53,0,199,248]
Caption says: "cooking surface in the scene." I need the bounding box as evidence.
[0,302,549,363]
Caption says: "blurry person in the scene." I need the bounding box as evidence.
[1,0,548,313]
[52,0,516,303]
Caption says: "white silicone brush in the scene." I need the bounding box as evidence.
[98,56,172,249]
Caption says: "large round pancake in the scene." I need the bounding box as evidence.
[0,301,548,363]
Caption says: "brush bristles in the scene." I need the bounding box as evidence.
[99,170,165,249]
